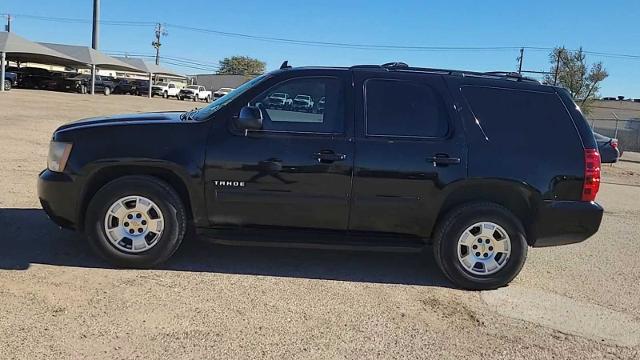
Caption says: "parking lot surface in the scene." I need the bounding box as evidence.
[0,90,639,359]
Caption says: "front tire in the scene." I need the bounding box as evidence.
[3,79,11,91]
[103,86,111,96]
[85,176,187,268]
[433,202,528,290]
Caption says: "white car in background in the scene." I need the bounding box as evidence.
[213,87,234,99]
[152,82,181,98]
[292,94,315,112]
[179,85,212,102]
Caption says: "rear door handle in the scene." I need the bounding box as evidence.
[429,154,461,166]
[315,150,347,163]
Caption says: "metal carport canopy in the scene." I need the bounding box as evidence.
[0,31,85,92]
[114,57,185,98]
[39,42,147,95]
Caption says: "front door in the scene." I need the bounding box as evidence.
[204,72,354,230]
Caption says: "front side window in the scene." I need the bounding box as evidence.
[250,77,344,133]
[365,79,448,138]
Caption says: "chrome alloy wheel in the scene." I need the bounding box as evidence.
[456,222,511,275]
[104,196,164,253]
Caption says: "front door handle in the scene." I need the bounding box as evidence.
[315,150,347,163]
[429,154,461,166]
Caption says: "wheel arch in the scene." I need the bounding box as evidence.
[432,179,541,245]
[78,165,195,231]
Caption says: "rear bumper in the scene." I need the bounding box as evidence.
[37,169,79,230]
[529,200,603,247]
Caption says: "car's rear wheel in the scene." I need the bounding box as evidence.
[85,176,187,268]
[206,96,211,103]
[433,202,528,290]
[162,91,168,99]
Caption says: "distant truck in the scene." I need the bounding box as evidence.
[213,87,234,100]
[178,85,212,102]
[152,82,181,98]
[3,71,17,90]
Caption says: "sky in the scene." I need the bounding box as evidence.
[2,0,640,97]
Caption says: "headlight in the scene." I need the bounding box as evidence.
[47,141,73,172]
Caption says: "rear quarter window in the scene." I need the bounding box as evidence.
[461,86,584,199]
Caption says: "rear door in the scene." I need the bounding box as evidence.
[349,70,467,237]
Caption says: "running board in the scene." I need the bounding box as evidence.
[196,227,427,253]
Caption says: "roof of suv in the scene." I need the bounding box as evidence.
[275,61,545,86]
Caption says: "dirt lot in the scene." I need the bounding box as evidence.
[1,89,639,359]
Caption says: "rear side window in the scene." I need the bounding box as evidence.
[461,86,580,148]
[365,79,449,138]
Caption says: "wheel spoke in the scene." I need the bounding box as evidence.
[480,222,496,237]
[460,254,476,270]
[146,219,164,233]
[135,196,152,213]
[485,258,500,273]
[493,239,509,253]
[109,201,127,219]
[131,237,146,251]
[459,230,475,246]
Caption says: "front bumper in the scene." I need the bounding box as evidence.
[529,200,603,247]
[180,92,196,98]
[38,169,79,230]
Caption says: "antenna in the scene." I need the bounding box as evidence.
[280,61,292,70]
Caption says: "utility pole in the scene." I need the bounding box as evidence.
[553,48,564,86]
[92,0,100,49]
[517,48,524,74]
[90,0,100,95]
[152,23,167,65]
[5,14,11,32]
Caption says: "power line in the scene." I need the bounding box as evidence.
[5,12,640,60]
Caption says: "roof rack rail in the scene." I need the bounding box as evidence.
[350,63,541,84]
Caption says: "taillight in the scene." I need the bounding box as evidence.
[582,149,601,202]
[610,139,618,149]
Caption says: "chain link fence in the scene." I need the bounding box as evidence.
[589,118,640,152]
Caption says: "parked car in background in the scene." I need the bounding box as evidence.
[113,79,143,95]
[265,92,292,109]
[317,96,326,113]
[213,87,234,99]
[8,67,53,89]
[292,94,315,112]
[152,82,180,98]
[62,74,116,95]
[3,71,17,90]
[178,85,212,102]
[594,132,621,163]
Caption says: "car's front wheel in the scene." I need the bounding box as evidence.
[3,79,11,91]
[85,175,187,268]
[433,202,528,290]
[103,86,111,96]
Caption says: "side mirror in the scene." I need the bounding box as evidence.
[234,105,263,131]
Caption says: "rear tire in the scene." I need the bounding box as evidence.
[85,176,187,268]
[433,202,528,290]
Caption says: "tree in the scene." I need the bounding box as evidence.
[217,56,266,76]
[543,47,608,113]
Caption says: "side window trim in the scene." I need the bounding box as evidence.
[363,77,452,140]
[248,76,346,136]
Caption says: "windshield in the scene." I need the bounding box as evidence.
[155,82,168,87]
[193,74,268,121]
[187,85,199,89]
[271,93,287,99]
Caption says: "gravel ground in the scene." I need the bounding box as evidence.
[0,89,639,359]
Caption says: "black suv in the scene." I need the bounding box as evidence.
[38,62,603,290]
